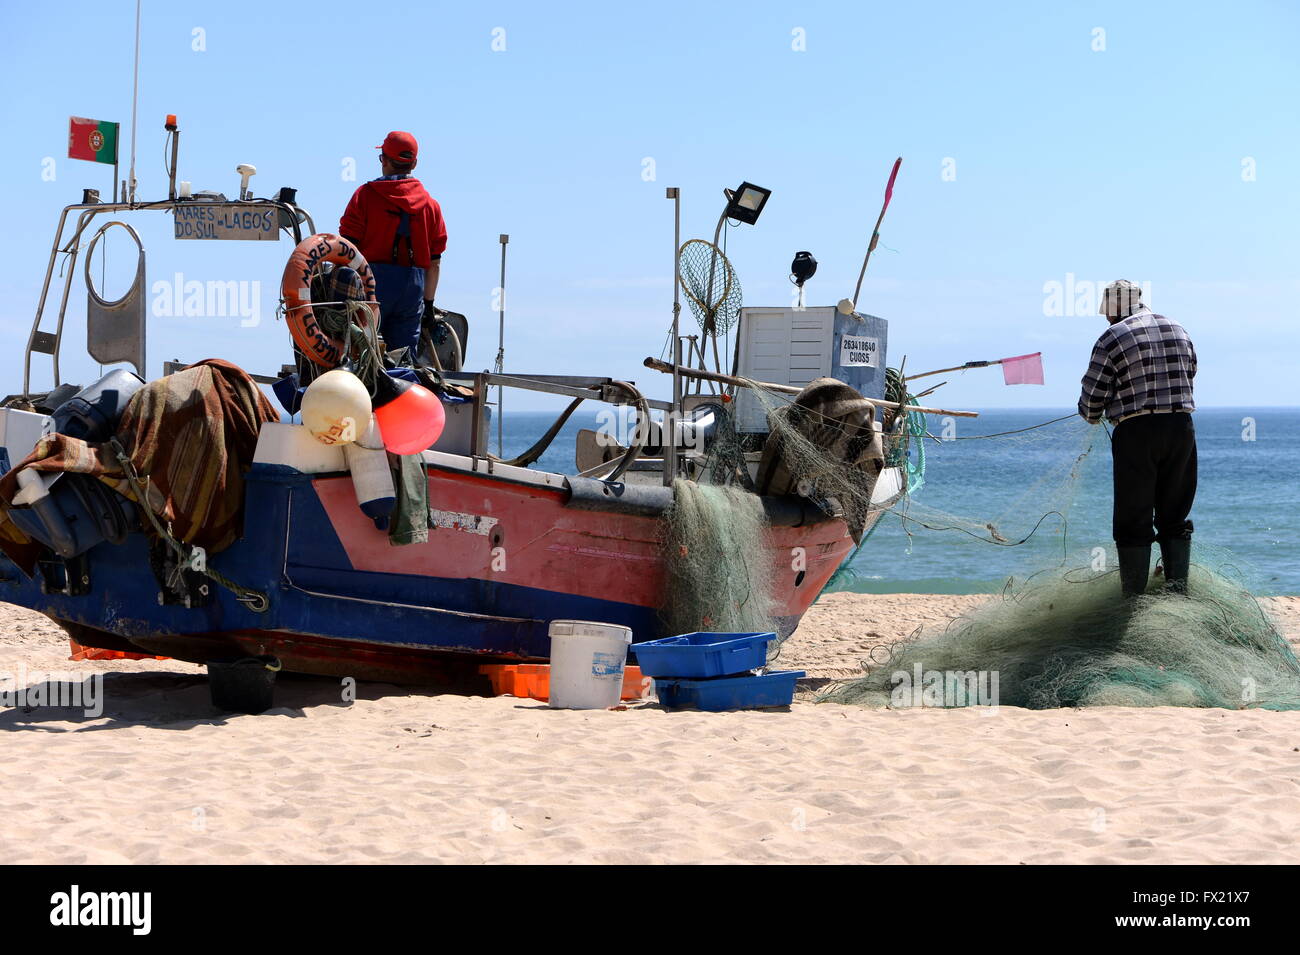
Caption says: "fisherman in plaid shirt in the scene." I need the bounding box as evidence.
[1078,279,1197,596]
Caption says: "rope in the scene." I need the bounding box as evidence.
[951,413,1077,440]
[109,439,270,613]
[883,367,925,492]
[312,299,384,388]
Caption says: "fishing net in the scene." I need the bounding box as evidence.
[823,379,1110,594]
[820,548,1300,710]
[753,379,885,544]
[658,376,888,643]
[660,479,775,636]
[655,360,1122,636]
[884,418,1101,551]
[678,239,743,337]
[651,366,1295,708]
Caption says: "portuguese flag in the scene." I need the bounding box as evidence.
[68,116,119,165]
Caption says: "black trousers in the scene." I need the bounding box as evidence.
[1110,412,1197,547]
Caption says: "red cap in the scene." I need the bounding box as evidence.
[376,131,418,163]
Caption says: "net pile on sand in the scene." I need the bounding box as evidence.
[821,551,1300,710]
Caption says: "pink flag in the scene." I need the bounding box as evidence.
[882,157,902,214]
[1000,352,1044,385]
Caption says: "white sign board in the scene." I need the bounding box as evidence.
[174,203,279,241]
[839,334,880,367]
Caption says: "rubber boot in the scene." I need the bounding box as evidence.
[1117,545,1151,597]
[1159,538,1191,594]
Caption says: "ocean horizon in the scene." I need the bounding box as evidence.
[497,405,1300,597]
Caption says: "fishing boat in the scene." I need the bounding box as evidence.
[0,126,961,683]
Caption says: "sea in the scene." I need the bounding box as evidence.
[495,407,1300,596]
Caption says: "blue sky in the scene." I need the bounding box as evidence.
[1,0,1297,410]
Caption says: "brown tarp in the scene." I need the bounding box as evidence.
[755,376,885,544]
[0,359,279,574]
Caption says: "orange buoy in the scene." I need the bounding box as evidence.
[281,233,379,368]
[373,374,446,455]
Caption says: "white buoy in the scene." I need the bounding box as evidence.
[300,368,371,446]
[343,414,396,529]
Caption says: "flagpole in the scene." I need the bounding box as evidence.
[904,360,998,381]
[127,0,141,203]
[850,157,902,309]
[904,352,1042,381]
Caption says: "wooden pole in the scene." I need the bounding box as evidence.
[905,351,1041,382]
[642,357,979,418]
[850,157,902,308]
[911,380,948,400]
[904,360,997,381]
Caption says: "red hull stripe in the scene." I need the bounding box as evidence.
[314,470,853,618]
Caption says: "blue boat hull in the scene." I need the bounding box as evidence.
[0,464,664,680]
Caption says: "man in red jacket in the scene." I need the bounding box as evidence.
[340,131,447,358]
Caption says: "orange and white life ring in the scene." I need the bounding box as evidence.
[281,233,379,368]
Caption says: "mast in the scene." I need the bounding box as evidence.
[495,233,508,456]
[126,0,142,202]
[665,187,681,486]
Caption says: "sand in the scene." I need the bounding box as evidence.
[2,593,1299,865]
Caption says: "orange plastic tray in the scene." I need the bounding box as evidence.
[68,638,168,662]
[479,663,651,702]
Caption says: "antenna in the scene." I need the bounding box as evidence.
[236,163,257,200]
[496,233,508,457]
[126,0,141,202]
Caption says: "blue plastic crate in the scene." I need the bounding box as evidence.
[630,631,775,679]
[655,670,805,712]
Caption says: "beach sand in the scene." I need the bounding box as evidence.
[2,594,1298,865]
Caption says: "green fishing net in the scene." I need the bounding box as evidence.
[660,479,775,636]
[653,373,1298,709]
[820,549,1300,710]
[658,377,889,642]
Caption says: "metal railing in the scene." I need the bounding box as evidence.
[23,196,315,396]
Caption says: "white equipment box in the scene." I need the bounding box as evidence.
[733,305,888,433]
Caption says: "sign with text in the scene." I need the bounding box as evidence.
[173,204,279,241]
[839,334,880,368]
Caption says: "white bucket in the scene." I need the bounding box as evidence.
[547,620,633,709]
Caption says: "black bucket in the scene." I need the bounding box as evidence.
[207,656,282,714]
